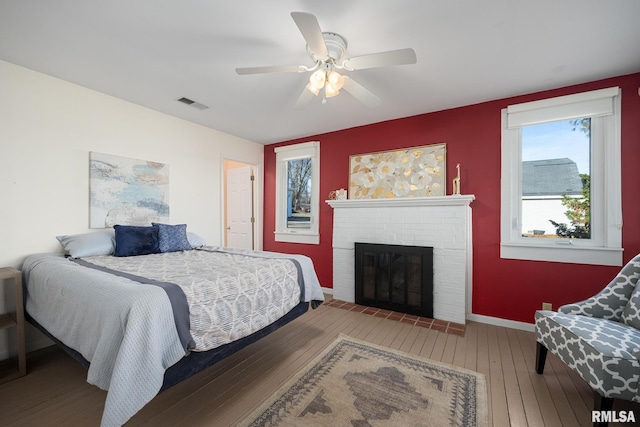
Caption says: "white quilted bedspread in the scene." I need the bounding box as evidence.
[24,253,186,427]
[84,248,302,351]
[23,248,322,427]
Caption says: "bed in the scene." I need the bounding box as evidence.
[21,225,324,427]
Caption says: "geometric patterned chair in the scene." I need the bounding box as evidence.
[535,254,640,426]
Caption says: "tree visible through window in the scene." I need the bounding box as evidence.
[274,141,320,244]
[286,158,312,229]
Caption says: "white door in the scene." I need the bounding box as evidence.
[226,165,254,249]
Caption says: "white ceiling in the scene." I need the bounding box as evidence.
[1,1,639,145]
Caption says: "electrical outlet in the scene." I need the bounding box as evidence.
[542,302,552,311]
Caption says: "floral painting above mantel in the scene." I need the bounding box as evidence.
[349,143,446,199]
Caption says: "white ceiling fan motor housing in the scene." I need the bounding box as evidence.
[307,32,347,63]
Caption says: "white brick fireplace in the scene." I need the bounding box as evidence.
[327,195,474,324]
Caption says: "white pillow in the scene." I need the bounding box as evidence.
[56,230,116,258]
[187,232,207,248]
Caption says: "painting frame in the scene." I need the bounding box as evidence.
[349,143,446,199]
[89,152,170,228]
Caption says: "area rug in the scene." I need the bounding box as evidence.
[239,334,488,427]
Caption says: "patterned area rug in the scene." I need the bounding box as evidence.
[239,334,488,427]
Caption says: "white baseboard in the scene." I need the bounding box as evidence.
[322,287,533,332]
[467,313,535,332]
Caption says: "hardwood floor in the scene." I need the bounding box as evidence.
[1,297,639,426]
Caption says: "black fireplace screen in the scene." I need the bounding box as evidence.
[355,242,433,317]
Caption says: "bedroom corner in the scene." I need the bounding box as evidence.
[0,60,265,359]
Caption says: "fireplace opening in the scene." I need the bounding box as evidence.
[355,242,433,318]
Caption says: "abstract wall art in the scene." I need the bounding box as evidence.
[349,143,446,199]
[89,152,170,228]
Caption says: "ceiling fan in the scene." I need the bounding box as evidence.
[235,12,417,108]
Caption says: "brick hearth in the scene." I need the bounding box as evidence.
[324,297,466,336]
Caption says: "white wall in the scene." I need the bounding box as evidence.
[0,60,264,356]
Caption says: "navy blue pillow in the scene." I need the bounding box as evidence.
[113,225,160,257]
[152,223,192,253]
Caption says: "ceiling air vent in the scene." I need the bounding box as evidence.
[177,97,209,111]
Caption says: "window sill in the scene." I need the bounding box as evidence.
[500,243,622,266]
[274,231,319,245]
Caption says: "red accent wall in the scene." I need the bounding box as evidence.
[263,72,640,324]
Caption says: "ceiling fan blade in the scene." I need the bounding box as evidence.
[342,48,417,70]
[294,85,315,108]
[342,77,381,108]
[236,65,307,75]
[291,12,328,59]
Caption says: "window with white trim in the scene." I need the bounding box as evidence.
[274,141,320,244]
[500,87,622,266]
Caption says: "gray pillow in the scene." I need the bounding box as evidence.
[56,230,116,258]
[187,231,207,248]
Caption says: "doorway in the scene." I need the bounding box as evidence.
[224,160,255,250]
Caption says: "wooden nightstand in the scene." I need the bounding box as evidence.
[0,267,26,384]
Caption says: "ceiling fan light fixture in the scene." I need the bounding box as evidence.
[305,82,321,96]
[309,69,326,90]
[327,70,345,90]
[325,82,340,98]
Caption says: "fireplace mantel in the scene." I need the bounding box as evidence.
[326,194,475,209]
[327,194,475,324]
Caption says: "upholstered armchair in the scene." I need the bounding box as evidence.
[534,255,640,426]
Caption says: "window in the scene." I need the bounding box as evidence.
[521,120,591,239]
[500,87,622,266]
[274,141,320,244]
